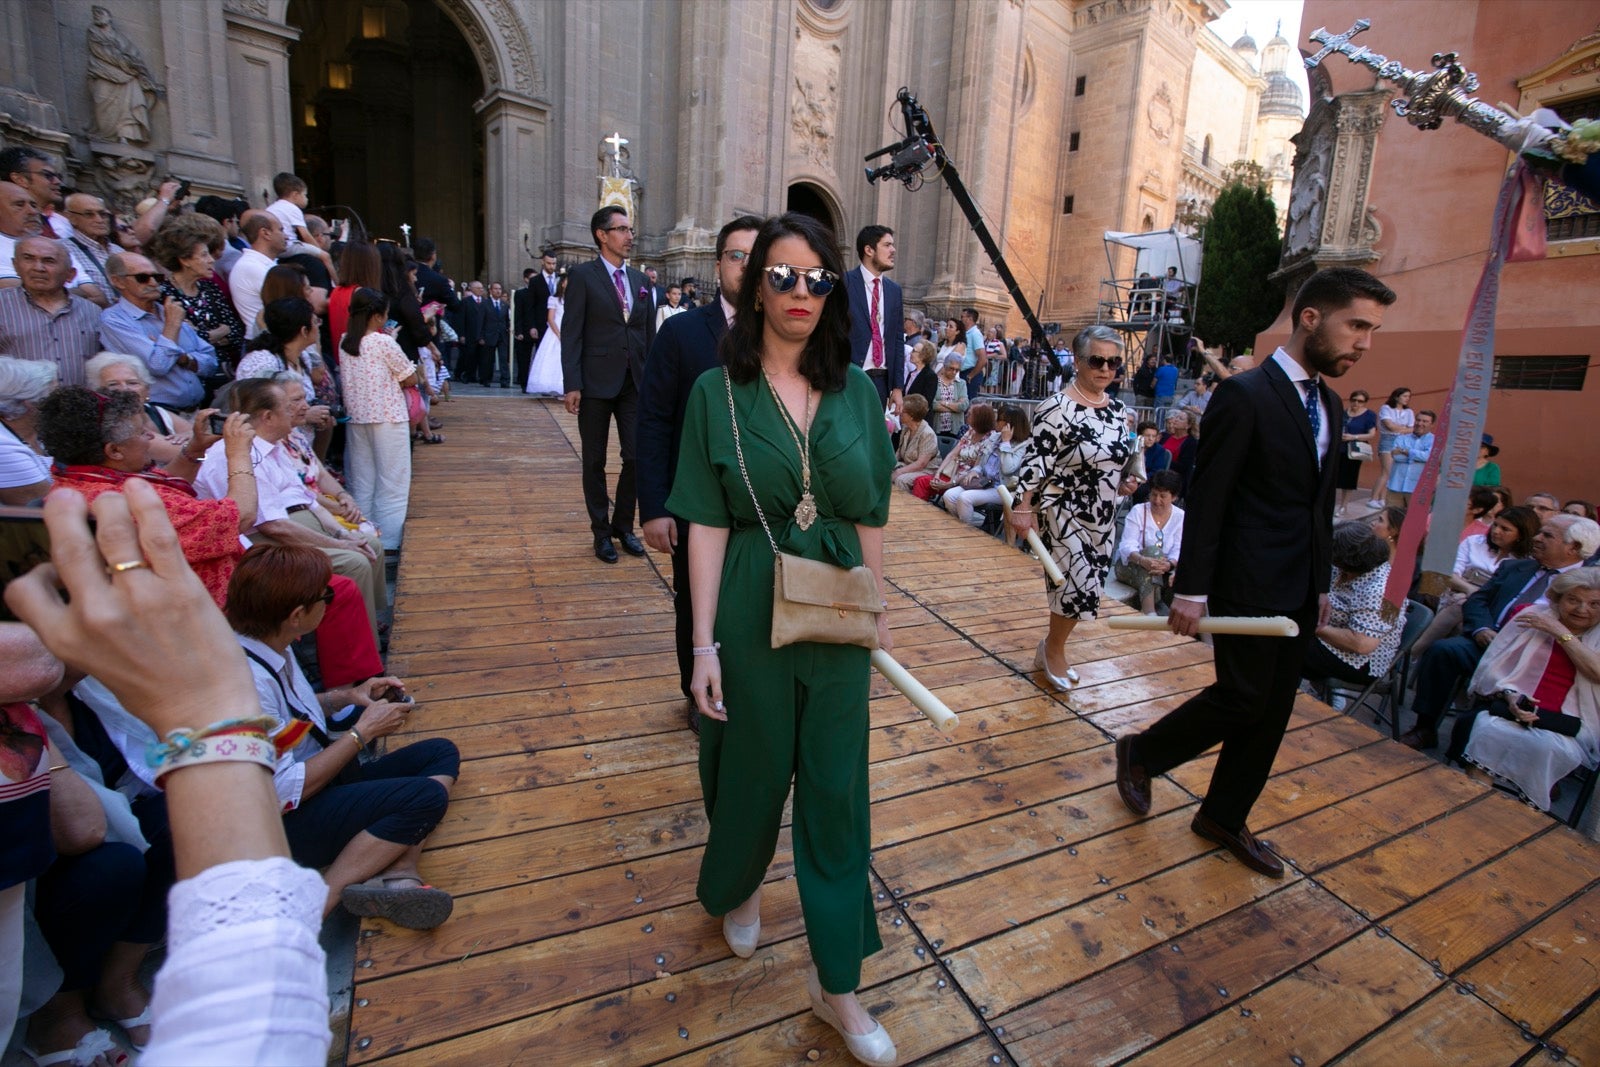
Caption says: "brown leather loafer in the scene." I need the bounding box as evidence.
[1398,727,1437,750]
[1191,812,1285,878]
[1115,735,1152,816]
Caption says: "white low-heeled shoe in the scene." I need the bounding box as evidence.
[1033,639,1075,692]
[807,967,899,1066]
[722,912,760,958]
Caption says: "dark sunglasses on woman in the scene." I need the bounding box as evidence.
[763,263,839,296]
[1084,354,1123,370]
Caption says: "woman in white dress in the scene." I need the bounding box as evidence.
[525,274,567,396]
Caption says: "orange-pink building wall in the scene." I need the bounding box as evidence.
[1264,1,1600,505]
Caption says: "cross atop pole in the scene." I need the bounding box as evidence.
[604,132,628,156]
[1305,18,1372,68]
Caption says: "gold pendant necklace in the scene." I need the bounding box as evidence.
[761,368,818,531]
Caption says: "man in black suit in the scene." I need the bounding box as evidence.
[1115,268,1397,878]
[529,250,559,348]
[637,214,762,730]
[456,281,485,384]
[562,205,655,563]
[512,267,537,390]
[480,282,511,386]
[1407,513,1597,751]
[845,224,905,413]
[412,237,460,315]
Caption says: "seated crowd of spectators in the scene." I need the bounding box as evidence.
[0,149,465,1064]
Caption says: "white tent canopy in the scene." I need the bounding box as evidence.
[1103,227,1203,285]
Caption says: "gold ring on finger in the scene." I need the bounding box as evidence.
[109,559,149,574]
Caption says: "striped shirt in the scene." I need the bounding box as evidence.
[0,286,102,386]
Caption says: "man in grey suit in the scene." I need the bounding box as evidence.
[562,205,656,563]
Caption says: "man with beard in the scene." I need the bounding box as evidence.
[1114,267,1395,878]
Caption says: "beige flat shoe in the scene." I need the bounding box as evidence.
[807,966,898,1066]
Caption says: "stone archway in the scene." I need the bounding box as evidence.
[226,0,548,284]
[785,180,845,244]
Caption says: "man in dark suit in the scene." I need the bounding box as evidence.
[845,224,904,413]
[512,267,537,390]
[1406,514,1597,750]
[637,214,762,731]
[1115,268,1397,878]
[412,237,460,315]
[528,250,559,348]
[456,281,485,384]
[480,282,511,386]
[562,205,655,563]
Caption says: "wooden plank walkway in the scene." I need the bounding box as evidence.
[347,395,1600,1066]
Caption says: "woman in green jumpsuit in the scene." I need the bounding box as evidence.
[667,213,898,1065]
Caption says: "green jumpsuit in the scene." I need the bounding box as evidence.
[666,364,895,995]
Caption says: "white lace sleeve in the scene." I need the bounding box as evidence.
[143,857,331,1065]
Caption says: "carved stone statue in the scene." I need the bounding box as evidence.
[1286,123,1333,255]
[86,6,165,144]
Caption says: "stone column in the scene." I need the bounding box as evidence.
[223,6,299,205]
[159,0,243,193]
[478,90,551,290]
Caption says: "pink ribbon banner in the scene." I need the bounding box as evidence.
[1384,161,1538,612]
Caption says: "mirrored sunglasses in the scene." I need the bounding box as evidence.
[764,263,838,296]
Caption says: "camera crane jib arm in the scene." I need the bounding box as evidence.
[865,88,1052,356]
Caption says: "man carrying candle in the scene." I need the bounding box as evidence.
[1114,267,1395,877]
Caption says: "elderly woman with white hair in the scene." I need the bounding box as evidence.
[83,350,196,467]
[0,356,56,504]
[1453,567,1600,813]
[1011,325,1140,690]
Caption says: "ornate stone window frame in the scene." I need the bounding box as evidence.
[1516,25,1600,259]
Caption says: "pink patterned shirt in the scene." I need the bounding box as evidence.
[341,332,413,424]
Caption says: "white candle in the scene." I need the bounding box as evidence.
[995,484,1066,587]
[1105,615,1301,637]
[871,649,958,732]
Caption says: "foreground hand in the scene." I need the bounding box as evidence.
[354,700,411,741]
[307,404,334,430]
[1475,627,1497,649]
[642,517,677,553]
[563,390,582,416]
[1318,593,1332,631]
[5,483,256,735]
[1168,597,1205,638]
[690,653,725,722]
[1009,509,1038,538]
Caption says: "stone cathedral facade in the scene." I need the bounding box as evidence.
[0,0,1295,332]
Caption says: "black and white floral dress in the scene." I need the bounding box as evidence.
[1016,391,1131,618]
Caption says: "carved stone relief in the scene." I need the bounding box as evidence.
[790,29,841,171]
[1279,88,1389,278]
[86,5,165,144]
[1146,82,1174,143]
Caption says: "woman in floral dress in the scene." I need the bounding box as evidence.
[1012,325,1139,691]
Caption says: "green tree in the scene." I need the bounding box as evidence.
[1193,171,1283,356]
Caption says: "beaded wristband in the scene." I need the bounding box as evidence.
[152,732,276,781]
[146,715,280,773]
[692,643,721,657]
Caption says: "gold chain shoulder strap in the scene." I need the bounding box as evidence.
[723,369,782,557]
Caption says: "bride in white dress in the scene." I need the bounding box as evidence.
[525,275,567,396]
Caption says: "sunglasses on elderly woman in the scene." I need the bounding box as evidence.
[763,263,839,296]
[117,271,167,285]
[1084,354,1124,370]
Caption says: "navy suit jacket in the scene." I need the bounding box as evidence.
[845,266,904,391]
[636,300,728,523]
[1461,557,1544,635]
[1174,358,1339,612]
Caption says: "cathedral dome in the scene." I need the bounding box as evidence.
[1232,32,1258,54]
[1260,71,1304,117]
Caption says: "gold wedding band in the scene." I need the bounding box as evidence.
[109,559,150,574]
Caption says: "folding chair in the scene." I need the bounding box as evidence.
[1316,599,1433,740]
